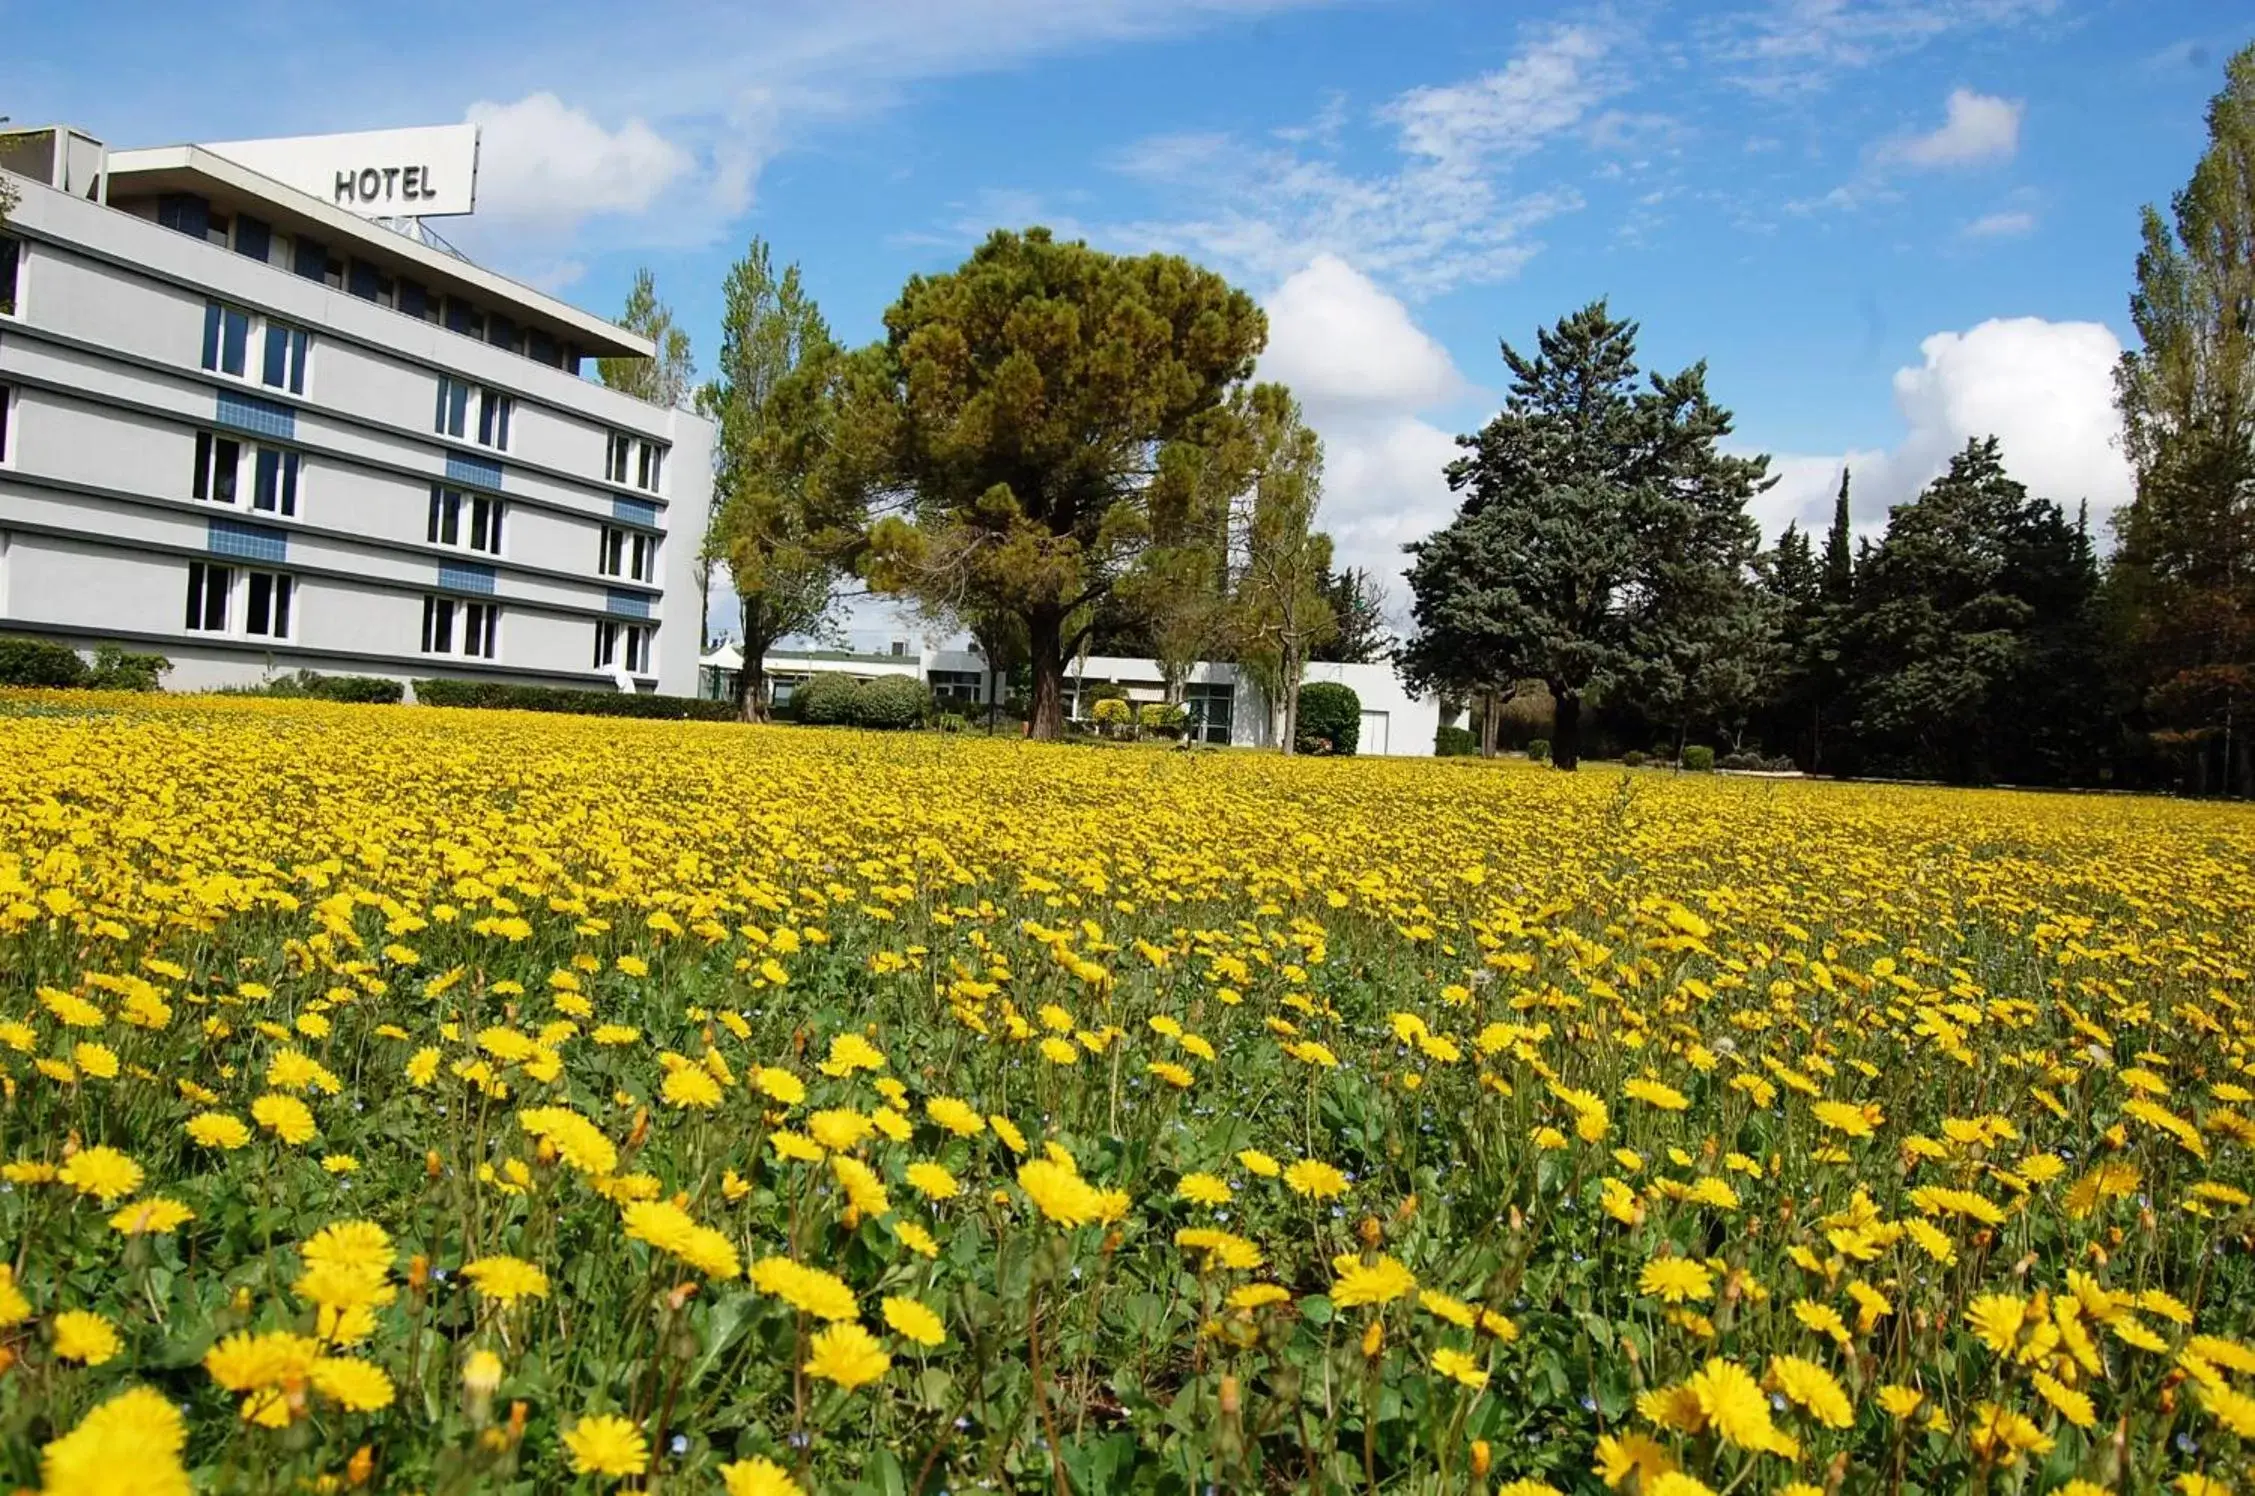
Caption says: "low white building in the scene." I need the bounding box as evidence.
[0,123,713,695]
[698,641,1442,756]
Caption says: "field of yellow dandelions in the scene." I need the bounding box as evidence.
[1,692,2252,1495]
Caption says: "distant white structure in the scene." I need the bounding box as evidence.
[697,642,1441,756]
[0,121,712,695]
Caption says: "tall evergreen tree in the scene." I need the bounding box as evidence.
[1822,469,1856,607]
[2110,42,2255,796]
[1844,437,2105,783]
[1310,566,1393,664]
[1402,302,1770,770]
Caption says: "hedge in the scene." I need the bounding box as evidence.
[1435,725,1478,757]
[412,678,737,721]
[1295,681,1361,755]
[0,637,89,688]
[851,675,931,730]
[794,673,861,727]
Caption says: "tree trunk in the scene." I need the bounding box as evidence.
[1552,688,1583,771]
[1027,607,1067,742]
[1479,692,1501,758]
[737,597,771,724]
[1289,645,1307,753]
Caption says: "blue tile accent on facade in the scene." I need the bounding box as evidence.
[446,452,504,489]
[214,390,295,440]
[611,496,660,528]
[208,517,288,563]
[438,562,497,595]
[607,588,652,620]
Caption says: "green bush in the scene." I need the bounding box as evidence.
[411,678,737,721]
[852,675,931,731]
[1091,697,1132,735]
[1527,738,1551,763]
[1137,701,1187,739]
[1295,681,1361,755]
[84,643,171,692]
[1435,724,1478,757]
[250,670,403,704]
[0,637,89,688]
[793,673,861,726]
[1621,748,1648,768]
[1682,744,1716,772]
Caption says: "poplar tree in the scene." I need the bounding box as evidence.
[2112,42,2255,795]
[597,268,695,409]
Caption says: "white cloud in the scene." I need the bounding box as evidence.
[1755,317,2132,541]
[1319,415,1465,617]
[1881,88,2022,168]
[1965,208,2037,237]
[1259,256,1463,412]
[1247,257,1471,611]
[1113,22,1618,295]
[1704,0,2060,96]
[464,93,695,230]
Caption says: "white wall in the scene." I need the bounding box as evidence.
[0,165,713,695]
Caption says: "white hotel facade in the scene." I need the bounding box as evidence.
[0,125,712,696]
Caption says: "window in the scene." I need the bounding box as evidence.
[435,377,468,438]
[184,562,230,632]
[202,302,307,392]
[593,620,651,673]
[423,597,499,659]
[428,487,503,554]
[192,433,242,504]
[243,571,294,638]
[0,236,18,317]
[598,526,654,582]
[252,448,301,516]
[929,670,984,707]
[476,387,512,450]
[0,385,11,465]
[608,433,667,492]
[261,319,310,394]
[201,302,251,378]
[1185,683,1235,746]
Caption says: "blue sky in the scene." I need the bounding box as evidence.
[13,0,2247,620]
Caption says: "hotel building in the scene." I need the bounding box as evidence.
[0,124,712,695]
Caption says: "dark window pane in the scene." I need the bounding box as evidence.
[294,236,327,281]
[279,454,299,516]
[185,564,203,629]
[193,432,211,500]
[348,260,380,301]
[398,278,429,321]
[220,308,249,376]
[274,577,292,638]
[263,323,287,387]
[201,303,221,370]
[289,330,308,395]
[247,572,273,634]
[212,439,239,504]
[158,194,210,240]
[1,237,20,316]
[254,448,279,511]
[234,214,271,262]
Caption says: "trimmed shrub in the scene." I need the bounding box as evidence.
[307,674,403,704]
[852,675,931,731]
[1295,681,1361,756]
[1137,701,1187,739]
[793,673,861,726]
[411,678,737,721]
[1719,750,1799,773]
[0,637,88,688]
[1621,749,1648,769]
[1435,724,1478,757]
[1526,738,1551,763]
[1682,744,1716,772]
[1091,697,1132,735]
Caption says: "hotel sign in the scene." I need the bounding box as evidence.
[200,125,480,218]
